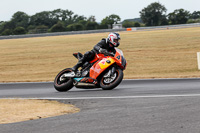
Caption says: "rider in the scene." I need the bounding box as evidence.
[72,32,121,72]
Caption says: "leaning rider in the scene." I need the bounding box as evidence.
[72,32,121,72]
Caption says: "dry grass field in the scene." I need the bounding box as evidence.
[0,27,200,82]
[0,99,79,124]
[0,27,200,124]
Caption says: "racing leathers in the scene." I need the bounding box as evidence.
[72,38,116,72]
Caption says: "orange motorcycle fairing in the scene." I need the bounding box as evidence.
[89,56,115,79]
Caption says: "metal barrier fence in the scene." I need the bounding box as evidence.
[126,23,200,31]
[0,23,200,40]
[0,28,126,40]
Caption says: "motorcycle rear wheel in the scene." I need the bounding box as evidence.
[100,68,123,90]
[54,68,74,92]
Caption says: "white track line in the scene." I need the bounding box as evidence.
[1,94,200,100]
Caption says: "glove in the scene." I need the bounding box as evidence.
[109,52,115,57]
[99,48,108,54]
[99,48,115,57]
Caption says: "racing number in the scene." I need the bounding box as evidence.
[116,55,120,60]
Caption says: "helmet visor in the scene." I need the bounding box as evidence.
[114,39,120,44]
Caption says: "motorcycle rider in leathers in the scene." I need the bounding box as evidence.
[72,32,121,72]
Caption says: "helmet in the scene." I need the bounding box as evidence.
[107,32,120,47]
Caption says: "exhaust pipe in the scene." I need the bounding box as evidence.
[62,72,75,77]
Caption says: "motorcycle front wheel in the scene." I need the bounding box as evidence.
[54,68,74,92]
[100,68,123,90]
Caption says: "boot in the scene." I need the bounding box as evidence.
[72,62,82,72]
[72,56,86,72]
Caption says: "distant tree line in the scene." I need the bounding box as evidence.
[0,9,121,36]
[139,2,200,26]
[0,2,200,36]
[123,2,200,28]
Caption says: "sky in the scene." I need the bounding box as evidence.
[0,0,199,22]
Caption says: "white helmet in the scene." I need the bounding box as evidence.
[107,32,120,47]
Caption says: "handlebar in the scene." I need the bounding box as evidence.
[104,52,115,57]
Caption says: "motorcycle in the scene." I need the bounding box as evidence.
[54,48,127,92]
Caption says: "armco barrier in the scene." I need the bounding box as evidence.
[126,23,200,31]
[0,23,200,40]
[0,28,126,40]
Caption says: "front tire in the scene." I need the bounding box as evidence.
[54,68,74,92]
[100,68,123,90]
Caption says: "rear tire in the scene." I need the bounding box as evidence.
[54,68,74,92]
[100,68,123,90]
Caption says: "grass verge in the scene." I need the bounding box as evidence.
[0,27,200,82]
[0,28,200,124]
[1,27,200,82]
[0,99,80,124]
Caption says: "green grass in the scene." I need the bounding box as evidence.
[0,27,200,82]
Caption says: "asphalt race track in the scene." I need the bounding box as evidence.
[0,78,200,133]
